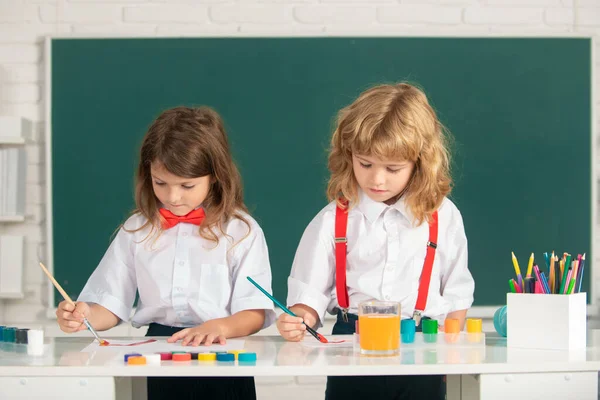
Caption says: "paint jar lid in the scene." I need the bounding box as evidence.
[401,319,416,344]
[26,329,44,347]
[467,318,482,333]
[444,318,460,333]
[422,319,438,334]
[173,353,191,362]
[145,354,161,364]
[197,353,217,361]
[4,327,16,343]
[16,329,29,344]
[401,319,416,332]
[238,353,257,362]
[216,353,235,362]
[128,356,146,365]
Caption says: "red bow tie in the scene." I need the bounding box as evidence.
[159,208,205,230]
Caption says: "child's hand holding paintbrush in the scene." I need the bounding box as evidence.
[39,262,111,345]
[56,299,93,334]
[246,276,328,343]
[277,305,320,342]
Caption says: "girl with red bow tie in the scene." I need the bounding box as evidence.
[56,106,275,400]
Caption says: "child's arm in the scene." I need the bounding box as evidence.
[76,219,138,327]
[286,212,336,330]
[440,208,474,327]
[56,301,120,333]
[227,222,276,327]
[167,309,265,346]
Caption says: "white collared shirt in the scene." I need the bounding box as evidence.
[78,212,276,329]
[287,190,474,325]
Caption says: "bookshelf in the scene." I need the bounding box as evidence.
[0,216,25,223]
[0,116,30,299]
[0,137,25,145]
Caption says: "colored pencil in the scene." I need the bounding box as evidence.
[526,253,534,278]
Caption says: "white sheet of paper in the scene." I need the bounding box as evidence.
[301,335,353,348]
[80,338,246,353]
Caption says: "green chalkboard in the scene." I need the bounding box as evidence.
[50,37,592,308]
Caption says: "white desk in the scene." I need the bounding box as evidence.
[0,332,599,400]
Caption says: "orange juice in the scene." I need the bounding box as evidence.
[358,314,400,355]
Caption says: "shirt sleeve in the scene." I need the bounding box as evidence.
[77,225,137,323]
[287,212,335,327]
[440,209,475,313]
[229,225,276,329]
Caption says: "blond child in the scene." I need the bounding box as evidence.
[278,83,474,400]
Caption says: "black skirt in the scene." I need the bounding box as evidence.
[145,323,256,400]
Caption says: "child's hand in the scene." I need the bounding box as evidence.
[167,320,227,346]
[276,313,317,342]
[56,301,90,333]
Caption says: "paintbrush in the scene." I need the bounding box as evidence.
[246,276,328,343]
[38,261,108,346]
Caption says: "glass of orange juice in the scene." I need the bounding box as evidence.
[358,301,400,356]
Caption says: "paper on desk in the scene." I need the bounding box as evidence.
[301,335,353,348]
[80,338,245,353]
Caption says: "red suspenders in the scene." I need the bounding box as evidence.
[334,203,438,326]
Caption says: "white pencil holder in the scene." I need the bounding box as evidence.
[507,292,586,350]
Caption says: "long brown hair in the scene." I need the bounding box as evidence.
[327,83,452,225]
[127,106,250,244]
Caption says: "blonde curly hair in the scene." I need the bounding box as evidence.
[326,82,452,225]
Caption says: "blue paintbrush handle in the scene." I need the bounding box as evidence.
[246,276,325,343]
[246,276,296,317]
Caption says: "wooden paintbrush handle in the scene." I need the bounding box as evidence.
[38,262,75,305]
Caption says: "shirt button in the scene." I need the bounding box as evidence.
[179,261,184,266]
[182,232,188,237]
[384,295,391,300]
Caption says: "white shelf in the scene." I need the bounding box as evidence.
[0,137,25,145]
[0,215,25,222]
[0,292,24,299]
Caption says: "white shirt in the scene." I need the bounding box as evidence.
[287,190,474,325]
[78,212,276,329]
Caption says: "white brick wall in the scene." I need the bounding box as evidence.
[124,4,210,23]
[0,0,598,399]
[377,5,463,24]
[295,5,377,25]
